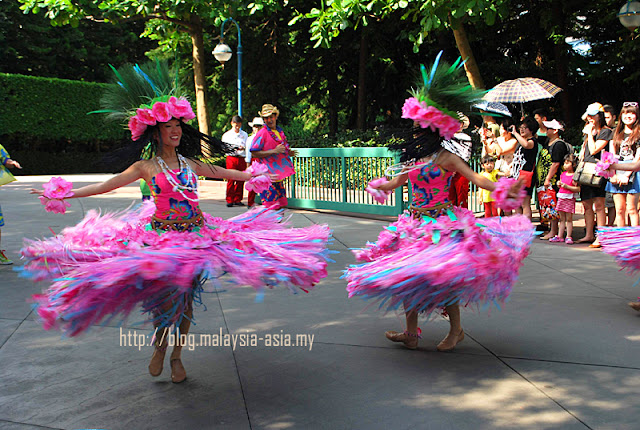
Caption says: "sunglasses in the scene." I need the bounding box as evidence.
[623,102,639,107]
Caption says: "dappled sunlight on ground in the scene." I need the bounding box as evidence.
[404,377,573,428]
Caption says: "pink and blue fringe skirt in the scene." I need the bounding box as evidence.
[345,207,535,316]
[18,203,332,336]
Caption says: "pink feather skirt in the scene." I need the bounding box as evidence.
[599,226,640,273]
[19,203,332,336]
[345,208,535,316]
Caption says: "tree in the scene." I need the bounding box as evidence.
[302,0,510,90]
[0,0,153,81]
[18,0,234,135]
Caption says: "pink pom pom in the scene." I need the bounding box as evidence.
[245,163,273,193]
[42,177,73,199]
[491,177,525,212]
[365,177,391,204]
[40,177,74,214]
[596,151,617,178]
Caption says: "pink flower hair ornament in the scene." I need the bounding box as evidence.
[128,96,196,141]
[39,177,74,214]
[365,178,392,204]
[245,164,273,194]
[491,177,526,212]
[595,151,618,178]
[401,97,462,140]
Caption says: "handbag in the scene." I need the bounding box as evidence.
[537,186,559,221]
[573,161,604,187]
[0,165,16,187]
[518,170,534,188]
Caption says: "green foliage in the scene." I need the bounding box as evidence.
[0,0,154,81]
[8,150,113,175]
[409,54,486,117]
[301,0,510,51]
[0,73,128,150]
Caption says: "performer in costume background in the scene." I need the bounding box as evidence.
[347,53,535,352]
[245,117,264,208]
[249,104,297,209]
[21,62,332,383]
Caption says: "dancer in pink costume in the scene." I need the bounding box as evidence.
[346,53,535,351]
[21,62,331,383]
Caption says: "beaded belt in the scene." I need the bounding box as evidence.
[151,213,204,232]
[409,202,453,218]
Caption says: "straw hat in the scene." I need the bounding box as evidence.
[259,104,279,118]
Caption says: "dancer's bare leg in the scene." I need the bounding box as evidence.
[149,319,169,377]
[437,304,464,352]
[170,305,192,383]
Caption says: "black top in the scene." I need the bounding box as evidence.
[583,128,613,162]
[517,137,539,171]
[550,139,571,184]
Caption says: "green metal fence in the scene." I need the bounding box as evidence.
[283,147,405,216]
[278,147,534,215]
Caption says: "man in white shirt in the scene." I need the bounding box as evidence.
[221,115,249,207]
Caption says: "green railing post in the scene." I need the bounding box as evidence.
[341,154,347,203]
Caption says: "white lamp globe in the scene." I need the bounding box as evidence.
[213,43,233,63]
[618,1,640,31]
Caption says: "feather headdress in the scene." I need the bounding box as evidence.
[92,61,195,141]
[92,60,231,168]
[389,51,485,162]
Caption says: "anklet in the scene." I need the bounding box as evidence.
[403,329,422,339]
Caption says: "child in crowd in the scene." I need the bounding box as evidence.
[550,154,580,244]
[480,155,502,217]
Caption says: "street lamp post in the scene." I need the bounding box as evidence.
[618,1,640,31]
[213,18,243,117]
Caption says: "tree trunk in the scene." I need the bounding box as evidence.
[450,17,485,90]
[551,3,571,125]
[189,15,210,136]
[356,28,368,130]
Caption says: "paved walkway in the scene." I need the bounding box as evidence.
[1,175,639,430]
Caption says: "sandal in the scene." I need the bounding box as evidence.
[436,330,465,352]
[385,330,420,350]
[548,236,563,243]
[170,358,187,383]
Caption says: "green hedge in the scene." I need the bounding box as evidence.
[0,73,128,152]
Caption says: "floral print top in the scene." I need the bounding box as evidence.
[408,159,453,208]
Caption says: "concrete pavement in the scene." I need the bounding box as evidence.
[1,175,639,430]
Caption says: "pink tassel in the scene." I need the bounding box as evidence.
[39,177,74,214]
[596,151,617,178]
[245,164,273,193]
[491,177,526,212]
[365,178,392,204]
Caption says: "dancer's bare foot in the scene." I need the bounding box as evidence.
[385,330,419,350]
[436,330,465,352]
[629,302,640,311]
[149,345,167,377]
[170,358,187,383]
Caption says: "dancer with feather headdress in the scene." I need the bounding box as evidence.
[346,52,535,351]
[20,61,332,383]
